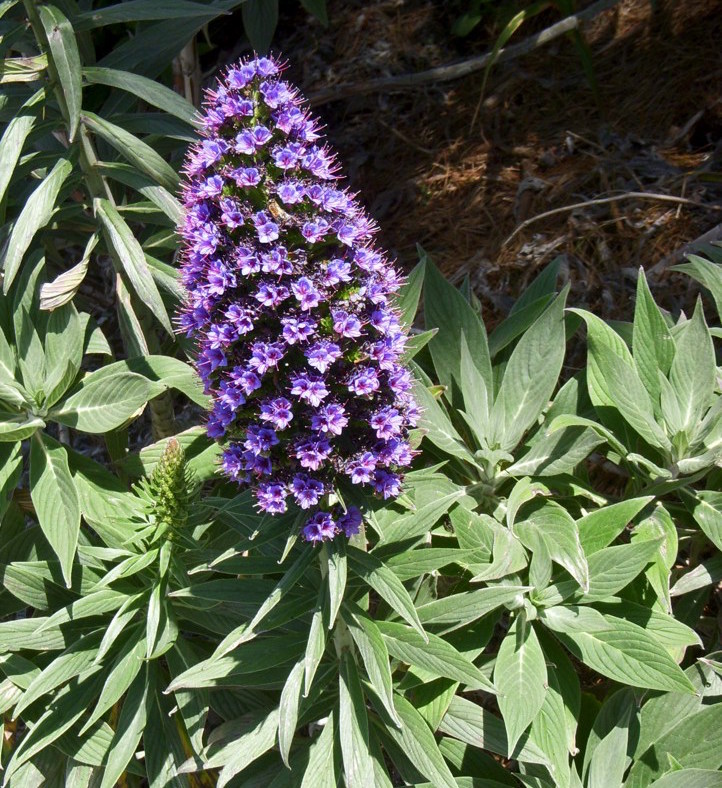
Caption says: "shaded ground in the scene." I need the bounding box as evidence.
[214,0,722,323]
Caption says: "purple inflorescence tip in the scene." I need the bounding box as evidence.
[178,54,419,541]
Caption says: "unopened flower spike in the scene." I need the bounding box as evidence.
[178,54,420,542]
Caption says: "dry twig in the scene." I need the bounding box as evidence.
[504,192,722,246]
[308,0,621,106]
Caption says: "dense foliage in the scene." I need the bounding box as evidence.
[0,2,720,787]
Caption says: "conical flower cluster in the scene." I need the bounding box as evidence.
[178,55,419,541]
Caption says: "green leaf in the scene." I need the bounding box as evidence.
[98,666,149,788]
[439,695,549,766]
[278,659,304,767]
[626,704,722,787]
[38,5,82,141]
[84,355,208,408]
[577,496,653,554]
[95,198,173,335]
[326,539,346,628]
[578,538,662,602]
[377,619,495,692]
[515,501,588,592]
[572,309,671,451]
[214,548,315,657]
[82,111,178,190]
[528,663,573,787]
[507,424,602,477]
[0,100,37,205]
[494,616,547,754]
[382,693,458,788]
[51,370,152,433]
[377,487,465,544]
[633,268,674,408]
[411,371,478,463]
[80,632,145,735]
[339,651,374,787]
[416,585,530,629]
[300,711,337,788]
[3,675,102,781]
[13,630,103,719]
[242,0,278,53]
[43,303,83,406]
[397,256,425,327]
[210,709,279,785]
[39,232,97,311]
[586,703,630,788]
[29,433,80,587]
[540,606,695,693]
[460,332,490,444]
[83,66,196,125]
[672,253,722,320]
[0,413,44,442]
[490,289,567,451]
[2,158,72,293]
[648,770,722,788]
[424,255,493,405]
[668,301,715,435]
[97,162,183,225]
[343,604,400,727]
[686,490,722,551]
[303,583,327,695]
[347,546,426,639]
[76,0,230,27]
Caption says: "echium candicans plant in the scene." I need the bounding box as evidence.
[178,54,420,540]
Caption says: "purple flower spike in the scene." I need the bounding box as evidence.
[179,54,418,541]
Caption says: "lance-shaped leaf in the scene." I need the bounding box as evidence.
[339,652,374,788]
[95,198,173,335]
[347,546,426,639]
[540,605,695,694]
[632,268,674,409]
[2,158,72,293]
[82,111,178,191]
[572,309,671,452]
[490,288,567,452]
[668,301,716,436]
[515,500,589,592]
[29,432,81,587]
[40,232,98,311]
[494,616,547,754]
[83,66,196,125]
[50,370,153,433]
[38,5,82,141]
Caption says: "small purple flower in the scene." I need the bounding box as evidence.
[347,366,380,397]
[338,506,362,537]
[253,212,280,244]
[291,277,321,310]
[232,167,262,187]
[256,482,288,514]
[303,511,336,542]
[277,180,305,204]
[370,407,404,439]
[289,374,328,406]
[295,439,331,471]
[346,452,377,485]
[260,397,294,430]
[305,341,342,374]
[244,425,279,454]
[373,470,402,499]
[291,475,325,509]
[248,342,284,375]
[282,317,315,345]
[332,310,363,338]
[311,403,348,436]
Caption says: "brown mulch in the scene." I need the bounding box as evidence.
[212,0,722,325]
